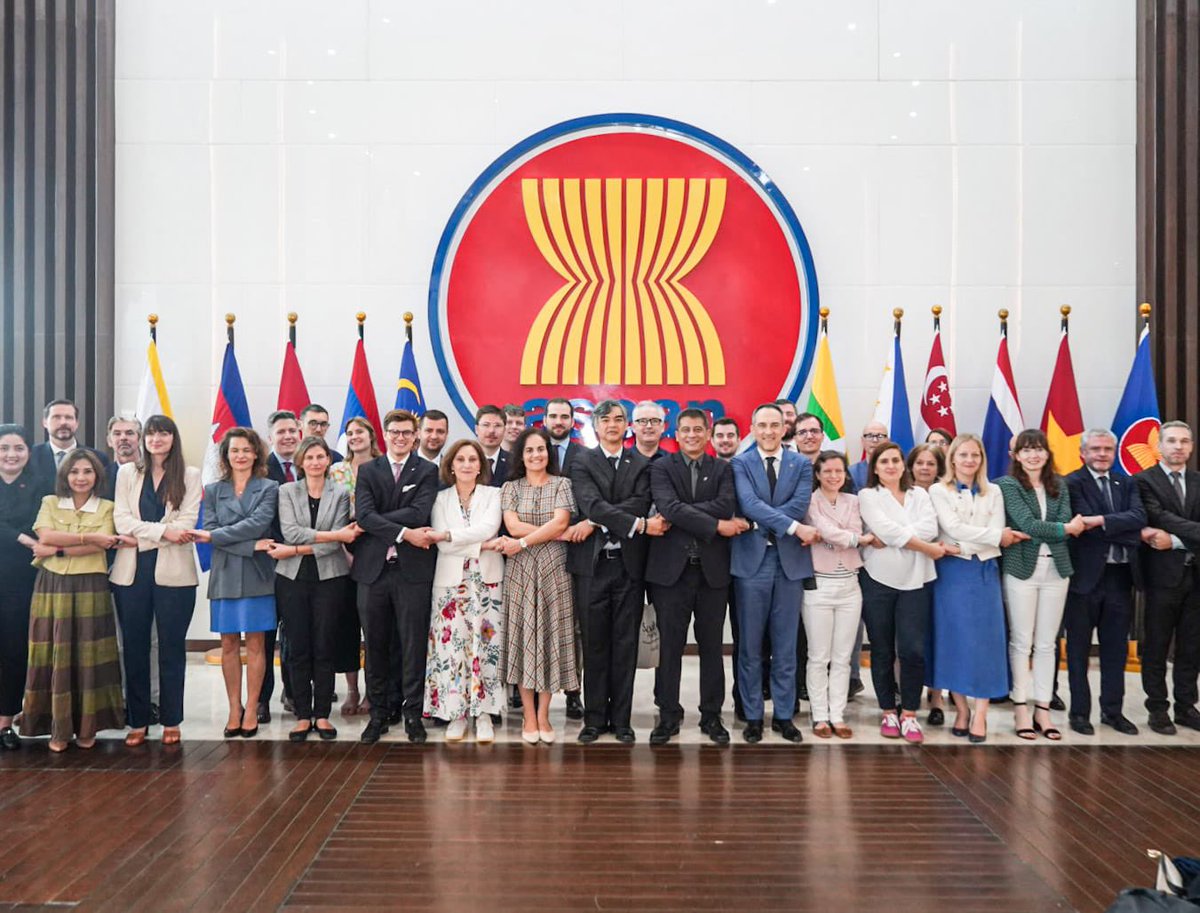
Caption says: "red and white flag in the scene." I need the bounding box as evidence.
[918,326,957,440]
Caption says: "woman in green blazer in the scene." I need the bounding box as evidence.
[996,429,1085,741]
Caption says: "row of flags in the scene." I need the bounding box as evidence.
[806,305,1161,479]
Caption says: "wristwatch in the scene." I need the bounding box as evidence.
[55,548,66,558]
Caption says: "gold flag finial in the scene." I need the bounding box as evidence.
[819,307,830,319]
[225,313,235,326]
[287,312,298,325]
[893,308,904,320]
[148,313,159,326]
[998,309,1009,322]
[931,305,942,318]
[356,312,366,325]
[1060,305,1071,317]
[1139,302,1152,317]
[403,312,414,325]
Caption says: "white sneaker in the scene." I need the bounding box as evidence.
[475,715,494,743]
[445,717,467,742]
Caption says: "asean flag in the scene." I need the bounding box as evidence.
[1111,325,1161,476]
[338,338,382,451]
[1040,330,1084,474]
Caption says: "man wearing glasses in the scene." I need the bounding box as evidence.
[299,404,343,462]
[630,401,668,462]
[849,421,890,492]
[352,409,439,744]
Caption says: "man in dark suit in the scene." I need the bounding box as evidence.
[1064,428,1146,735]
[299,404,343,463]
[1136,420,1200,735]
[630,400,668,462]
[711,417,740,461]
[352,408,439,744]
[31,399,111,481]
[475,404,509,487]
[417,409,450,466]
[260,409,301,721]
[730,403,814,743]
[103,415,142,499]
[544,396,586,718]
[567,399,665,743]
[647,409,747,745]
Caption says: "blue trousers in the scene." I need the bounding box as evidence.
[733,548,803,723]
[112,560,196,728]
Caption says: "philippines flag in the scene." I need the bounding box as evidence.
[1111,325,1161,476]
[277,339,311,416]
[871,329,915,453]
[981,333,1024,479]
[917,328,957,440]
[338,338,382,451]
[199,341,252,570]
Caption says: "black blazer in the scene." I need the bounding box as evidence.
[555,440,585,476]
[31,442,110,483]
[646,452,735,589]
[567,446,652,579]
[1136,465,1200,589]
[485,449,510,488]
[265,453,295,539]
[1065,468,1145,595]
[351,454,438,586]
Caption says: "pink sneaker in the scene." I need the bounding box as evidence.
[880,712,901,738]
[900,715,924,744]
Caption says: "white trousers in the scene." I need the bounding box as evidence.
[802,573,862,724]
[1003,556,1069,705]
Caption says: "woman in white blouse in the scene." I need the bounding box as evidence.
[858,441,956,743]
[802,452,875,738]
[927,434,1027,743]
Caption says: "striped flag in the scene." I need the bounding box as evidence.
[135,323,174,421]
[805,319,845,451]
[981,329,1024,479]
[338,336,382,452]
[871,325,914,453]
[199,338,252,570]
[1040,325,1084,474]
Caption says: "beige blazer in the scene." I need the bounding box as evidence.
[109,463,202,587]
[431,485,503,589]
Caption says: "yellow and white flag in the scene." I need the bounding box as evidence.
[135,330,174,421]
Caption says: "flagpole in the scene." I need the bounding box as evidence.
[931,304,941,333]
[1139,301,1151,332]
[1061,304,1071,333]
[357,311,366,340]
[894,307,903,338]
[404,311,414,344]
[819,306,829,333]
[288,312,297,347]
[148,313,158,343]
[998,308,1008,337]
[226,312,235,346]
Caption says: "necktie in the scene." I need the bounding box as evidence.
[386,460,404,560]
[283,460,295,482]
[765,456,777,498]
[689,458,700,499]
[610,455,620,473]
[1172,471,1185,509]
[1099,475,1125,562]
[54,450,65,468]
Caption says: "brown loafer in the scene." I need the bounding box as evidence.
[812,721,833,739]
[124,728,148,748]
[832,723,853,739]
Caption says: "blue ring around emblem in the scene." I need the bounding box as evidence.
[427,112,821,427]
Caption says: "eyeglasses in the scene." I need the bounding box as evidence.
[306,420,330,430]
[796,428,823,437]
[863,433,888,442]
[386,429,416,439]
[633,418,663,427]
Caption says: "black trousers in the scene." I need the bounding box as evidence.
[0,587,33,717]
[260,606,293,707]
[650,564,727,724]
[860,572,930,712]
[277,574,351,720]
[1142,571,1200,714]
[111,567,196,728]
[365,563,432,723]
[356,581,401,710]
[1064,565,1133,720]
[578,555,642,730]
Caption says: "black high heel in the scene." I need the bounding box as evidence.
[1013,702,1037,740]
[224,705,244,738]
[1033,704,1062,741]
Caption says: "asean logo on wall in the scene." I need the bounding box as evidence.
[429,114,819,436]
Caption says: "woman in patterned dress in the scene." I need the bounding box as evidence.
[498,427,576,744]
[423,439,504,743]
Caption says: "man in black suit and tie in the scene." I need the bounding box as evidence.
[1136,420,1200,735]
[260,409,302,721]
[647,409,748,745]
[352,408,439,743]
[544,396,586,718]
[1064,428,1145,735]
[567,399,667,743]
[475,404,509,487]
[30,399,110,481]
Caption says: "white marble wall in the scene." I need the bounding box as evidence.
[112,0,1136,634]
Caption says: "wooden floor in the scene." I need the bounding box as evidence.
[1,742,1197,912]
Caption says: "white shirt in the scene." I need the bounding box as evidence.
[858,486,938,590]
[595,445,639,539]
[929,482,1003,562]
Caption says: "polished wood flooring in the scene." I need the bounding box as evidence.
[1,741,1197,912]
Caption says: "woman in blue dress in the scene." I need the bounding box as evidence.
[927,434,1026,742]
[192,428,278,739]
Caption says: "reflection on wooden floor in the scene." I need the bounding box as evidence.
[1,742,1197,912]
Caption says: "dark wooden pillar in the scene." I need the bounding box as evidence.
[1139,0,1200,433]
[0,0,115,445]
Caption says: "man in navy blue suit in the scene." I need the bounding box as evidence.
[1064,428,1146,736]
[30,399,110,481]
[730,403,814,743]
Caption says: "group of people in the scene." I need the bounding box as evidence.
[1,393,1198,751]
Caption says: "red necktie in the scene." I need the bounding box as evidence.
[283,460,295,482]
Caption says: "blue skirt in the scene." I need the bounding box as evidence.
[210,595,277,634]
[927,556,1010,698]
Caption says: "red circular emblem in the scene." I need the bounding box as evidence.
[1118,417,1161,475]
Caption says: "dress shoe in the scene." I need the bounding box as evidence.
[316,723,338,741]
[733,700,747,723]
[613,727,636,743]
[0,726,20,751]
[1049,693,1066,712]
[847,679,864,700]
[743,721,763,743]
[649,722,679,745]
[565,692,584,720]
[386,708,403,726]
[1069,717,1095,735]
[927,707,945,727]
[797,683,809,702]
[404,718,427,744]
[240,724,259,739]
[289,725,312,743]
[222,723,243,739]
[538,727,556,744]
[1174,707,1200,731]
[699,716,730,745]
[360,720,388,744]
[577,725,602,744]
[1148,711,1177,735]
[771,718,803,743]
[256,704,271,725]
[1100,713,1138,736]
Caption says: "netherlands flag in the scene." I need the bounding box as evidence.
[199,341,252,570]
[981,333,1024,479]
[337,338,382,452]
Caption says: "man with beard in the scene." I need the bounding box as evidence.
[418,409,450,466]
[712,417,741,460]
[31,399,110,480]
